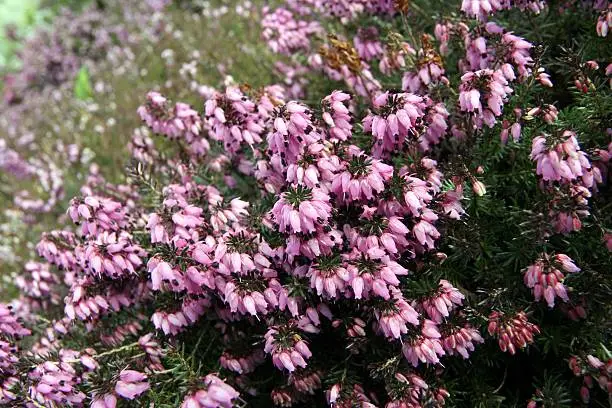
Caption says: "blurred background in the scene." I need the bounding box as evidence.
[0,0,277,298]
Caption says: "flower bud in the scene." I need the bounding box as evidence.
[472,180,486,196]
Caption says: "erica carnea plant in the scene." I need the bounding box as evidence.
[0,0,610,407]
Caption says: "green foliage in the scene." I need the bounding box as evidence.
[74,65,93,100]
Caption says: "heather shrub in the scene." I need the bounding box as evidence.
[0,0,275,282]
[0,0,610,407]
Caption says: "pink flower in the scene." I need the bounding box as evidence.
[402,40,447,93]
[472,180,487,196]
[554,253,581,273]
[344,211,410,256]
[286,143,327,188]
[379,42,415,75]
[289,370,323,394]
[547,185,591,235]
[271,186,332,234]
[285,226,343,260]
[402,320,445,366]
[398,171,436,217]
[441,325,484,358]
[224,275,277,317]
[81,231,145,279]
[267,101,322,165]
[538,104,559,124]
[0,340,19,378]
[152,298,208,336]
[374,288,420,339]
[326,383,375,407]
[271,388,293,407]
[420,102,450,151]
[363,91,427,158]
[68,195,127,237]
[439,184,466,220]
[261,8,322,55]
[138,91,208,156]
[345,249,408,300]
[459,69,513,128]
[308,254,349,299]
[537,69,553,87]
[524,253,580,308]
[264,324,312,372]
[531,131,594,188]
[322,90,353,141]
[130,126,158,164]
[64,275,148,322]
[204,86,264,153]
[148,200,205,245]
[181,374,239,408]
[331,147,393,203]
[586,355,605,369]
[387,372,449,407]
[205,191,249,232]
[500,120,522,144]
[256,84,286,119]
[255,157,286,194]
[29,358,86,405]
[220,349,266,374]
[91,394,118,408]
[353,27,384,61]
[596,5,611,37]
[498,29,534,79]
[488,311,540,354]
[0,304,30,337]
[148,257,186,292]
[461,0,504,20]
[412,211,441,250]
[115,370,150,400]
[16,261,62,307]
[138,333,165,371]
[213,228,271,275]
[420,280,465,323]
[36,230,79,272]
[434,21,455,55]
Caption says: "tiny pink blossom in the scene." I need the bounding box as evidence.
[115,369,150,400]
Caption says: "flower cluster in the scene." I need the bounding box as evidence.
[261,7,322,55]
[523,253,580,308]
[461,0,546,21]
[29,357,87,405]
[568,354,612,404]
[530,130,605,235]
[68,195,128,237]
[402,36,447,93]
[531,131,598,188]
[363,91,429,157]
[487,311,540,354]
[138,91,209,156]
[1,0,610,406]
[9,76,482,405]
[181,375,240,408]
[204,86,267,154]
[459,69,513,128]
